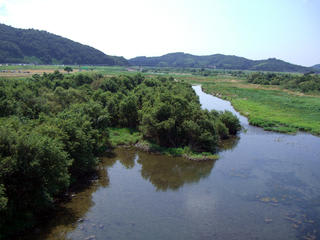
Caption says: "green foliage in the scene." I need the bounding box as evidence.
[0,23,128,65]
[247,72,320,93]
[109,128,142,146]
[0,73,111,236]
[219,111,241,135]
[0,72,240,237]
[119,94,138,128]
[0,118,72,236]
[0,120,71,207]
[64,66,73,73]
[135,141,219,161]
[135,80,239,152]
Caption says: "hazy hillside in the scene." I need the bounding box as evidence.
[130,52,314,73]
[312,64,320,70]
[0,23,128,65]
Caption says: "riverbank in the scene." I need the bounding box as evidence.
[191,79,320,135]
[109,128,219,161]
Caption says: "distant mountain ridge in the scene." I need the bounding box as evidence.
[0,23,317,72]
[0,23,128,65]
[130,52,317,73]
[312,64,320,70]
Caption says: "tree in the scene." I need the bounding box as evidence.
[219,111,241,135]
[64,66,73,74]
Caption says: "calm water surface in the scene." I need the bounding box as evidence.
[25,85,320,240]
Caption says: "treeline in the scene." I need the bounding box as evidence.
[247,72,320,93]
[141,67,246,78]
[0,72,240,238]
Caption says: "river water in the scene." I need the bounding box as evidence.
[24,85,320,240]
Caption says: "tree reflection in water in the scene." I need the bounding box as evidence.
[21,142,239,240]
[22,158,111,240]
[136,151,215,191]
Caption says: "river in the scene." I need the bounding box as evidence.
[23,85,320,240]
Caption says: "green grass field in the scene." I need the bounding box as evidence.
[197,79,320,135]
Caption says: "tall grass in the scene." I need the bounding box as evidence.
[201,81,320,135]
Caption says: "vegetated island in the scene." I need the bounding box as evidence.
[0,71,240,238]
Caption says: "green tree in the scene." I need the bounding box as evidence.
[219,111,241,135]
[64,66,73,73]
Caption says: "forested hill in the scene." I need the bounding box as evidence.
[129,52,316,73]
[312,64,320,70]
[0,23,128,65]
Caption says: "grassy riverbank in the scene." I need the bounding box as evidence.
[108,128,219,161]
[192,77,320,135]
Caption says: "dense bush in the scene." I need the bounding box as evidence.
[219,111,241,135]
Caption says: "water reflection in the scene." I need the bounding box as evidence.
[117,148,137,169]
[103,148,216,192]
[21,161,110,240]
[219,136,240,152]
[136,150,215,191]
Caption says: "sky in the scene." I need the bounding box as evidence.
[0,0,319,66]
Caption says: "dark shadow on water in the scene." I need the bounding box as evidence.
[136,150,216,191]
[101,147,137,169]
[18,159,111,240]
[218,136,240,152]
[103,147,217,191]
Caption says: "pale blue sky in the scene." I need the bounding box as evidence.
[0,0,319,66]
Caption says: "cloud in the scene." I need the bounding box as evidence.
[0,2,7,16]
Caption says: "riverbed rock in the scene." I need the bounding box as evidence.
[264,218,273,224]
[260,197,271,202]
[303,234,316,240]
[292,223,299,229]
[85,235,96,240]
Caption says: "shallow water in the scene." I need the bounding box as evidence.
[24,85,320,240]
